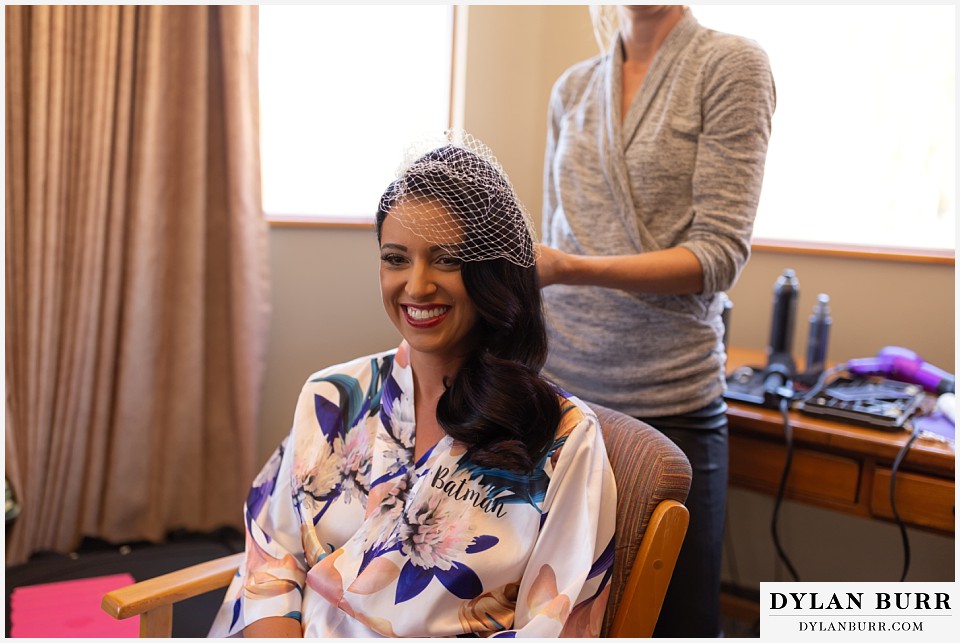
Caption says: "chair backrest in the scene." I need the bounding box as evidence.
[587,402,692,637]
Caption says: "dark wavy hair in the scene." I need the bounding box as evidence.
[376,146,560,472]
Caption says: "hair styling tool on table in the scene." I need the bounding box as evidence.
[847,346,954,395]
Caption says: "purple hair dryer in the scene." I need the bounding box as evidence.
[847,346,955,395]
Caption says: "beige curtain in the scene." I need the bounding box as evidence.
[5,4,270,564]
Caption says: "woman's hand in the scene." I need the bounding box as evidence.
[243,616,303,638]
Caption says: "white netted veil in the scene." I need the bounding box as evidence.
[379,129,539,268]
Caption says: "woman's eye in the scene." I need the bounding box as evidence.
[437,255,462,268]
[381,253,406,266]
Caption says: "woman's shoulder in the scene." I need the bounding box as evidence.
[552,53,606,99]
[551,390,602,445]
[300,347,399,391]
[694,24,772,73]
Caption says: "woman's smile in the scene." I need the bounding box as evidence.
[402,304,451,327]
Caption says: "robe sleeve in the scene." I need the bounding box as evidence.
[208,387,315,636]
[494,409,618,638]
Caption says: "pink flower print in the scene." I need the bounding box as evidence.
[363,473,409,545]
[347,556,402,595]
[241,542,303,601]
[525,564,571,624]
[380,444,409,477]
[340,601,399,638]
[401,493,473,571]
[306,548,346,606]
[559,583,609,637]
[392,488,498,603]
[339,425,372,503]
[292,432,342,502]
[388,392,416,449]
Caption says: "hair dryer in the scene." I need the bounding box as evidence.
[847,346,955,395]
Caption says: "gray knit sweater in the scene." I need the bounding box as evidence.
[541,8,776,417]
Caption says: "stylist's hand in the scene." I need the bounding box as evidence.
[536,243,570,288]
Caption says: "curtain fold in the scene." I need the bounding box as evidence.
[5,4,270,564]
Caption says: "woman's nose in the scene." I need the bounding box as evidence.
[405,262,438,299]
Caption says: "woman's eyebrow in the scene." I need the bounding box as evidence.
[380,243,407,251]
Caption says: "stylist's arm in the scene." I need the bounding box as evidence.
[536,243,703,294]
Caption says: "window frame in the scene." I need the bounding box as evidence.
[259,5,457,228]
[261,7,955,267]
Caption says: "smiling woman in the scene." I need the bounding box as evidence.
[374,133,554,470]
[208,131,618,638]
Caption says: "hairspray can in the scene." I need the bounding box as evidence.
[805,294,832,374]
[768,269,799,359]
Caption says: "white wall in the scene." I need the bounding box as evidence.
[258,5,955,587]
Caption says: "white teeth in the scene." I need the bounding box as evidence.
[405,306,448,321]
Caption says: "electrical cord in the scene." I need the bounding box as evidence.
[889,421,920,582]
[794,363,848,403]
[768,361,923,584]
[802,362,919,581]
[770,395,801,582]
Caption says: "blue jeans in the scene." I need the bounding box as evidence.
[639,398,728,638]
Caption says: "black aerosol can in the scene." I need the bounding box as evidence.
[767,269,799,360]
[804,294,832,375]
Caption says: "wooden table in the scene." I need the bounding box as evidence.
[725,347,955,536]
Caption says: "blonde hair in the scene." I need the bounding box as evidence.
[588,5,627,54]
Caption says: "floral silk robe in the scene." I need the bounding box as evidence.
[208,342,617,637]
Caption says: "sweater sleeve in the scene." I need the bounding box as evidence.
[680,38,776,294]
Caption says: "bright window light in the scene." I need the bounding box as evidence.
[259,6,452,219]
[694,5,954,252]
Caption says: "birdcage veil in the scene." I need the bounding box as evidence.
[379,129,538,268]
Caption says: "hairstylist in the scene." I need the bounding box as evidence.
[537,5,775,637]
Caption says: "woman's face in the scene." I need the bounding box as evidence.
[379,199,479,367]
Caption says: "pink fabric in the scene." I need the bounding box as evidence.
[10,574,139,637]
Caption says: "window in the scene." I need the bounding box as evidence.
[694,5,954,253]
[258,6,453,221]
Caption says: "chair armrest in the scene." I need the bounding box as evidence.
[101,552,243,621]
[609,499,690,638]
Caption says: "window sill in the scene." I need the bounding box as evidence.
[266,214,375,230]
[262,222,955,267]
[751,239,954,266]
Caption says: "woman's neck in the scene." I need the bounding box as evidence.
[409,351,463,461]
[408,351,464,399]
[620,5,685,65]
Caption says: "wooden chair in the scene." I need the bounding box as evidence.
[101,402,691,637]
